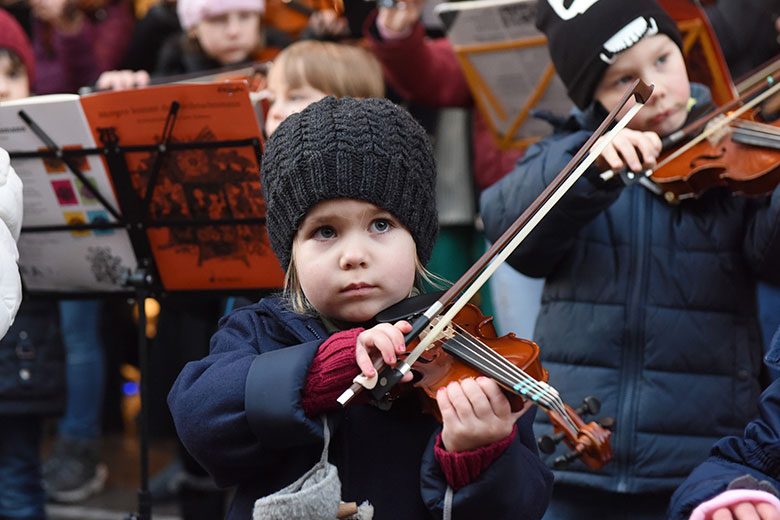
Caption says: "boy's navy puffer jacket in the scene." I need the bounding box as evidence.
[480,84,780,494]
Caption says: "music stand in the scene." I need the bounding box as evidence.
[435,0,738,152]
[7,82,282,520]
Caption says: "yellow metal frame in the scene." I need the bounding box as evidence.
[450,17,736,150]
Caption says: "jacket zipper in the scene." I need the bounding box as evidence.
[306,325,322,340]
[616,187,649,492]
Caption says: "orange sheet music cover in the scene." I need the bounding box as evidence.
[80,81,284,291]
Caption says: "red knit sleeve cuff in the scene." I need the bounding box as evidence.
[434,424,517,490]
[302,328,364,416]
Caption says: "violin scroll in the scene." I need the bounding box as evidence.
[537,396,614,470]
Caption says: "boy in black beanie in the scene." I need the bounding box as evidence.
[168,97,553,520]
[480,1,780,519]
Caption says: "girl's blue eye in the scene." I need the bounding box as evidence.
[313,226,335,239]
[371,219,391,233]
[656,53,669,66]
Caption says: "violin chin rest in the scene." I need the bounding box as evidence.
[374,290,446,323]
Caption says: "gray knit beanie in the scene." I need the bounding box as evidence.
[261,97,439,271]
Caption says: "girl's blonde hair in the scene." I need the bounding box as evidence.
[282,247,444,316]
[272,40,385,99]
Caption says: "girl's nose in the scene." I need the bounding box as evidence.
[225,14,241,35]
[338,239,369,270]
[268,99,294,124]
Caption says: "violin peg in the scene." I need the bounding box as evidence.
[552,450,582,469]
[537,431,566,454]
[575,396,601,417]
[597,416,616,431]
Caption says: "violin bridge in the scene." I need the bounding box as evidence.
[417,317,456,349]
[704,114,732,145]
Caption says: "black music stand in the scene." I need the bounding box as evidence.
[10,99,272,520]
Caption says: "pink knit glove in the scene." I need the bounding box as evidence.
[689,489,780,520]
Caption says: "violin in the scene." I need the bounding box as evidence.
[263,0,338,39]
[602,1,780,202]
[338,79,656,471]
[625,67,780,203]
[375,295,613,470]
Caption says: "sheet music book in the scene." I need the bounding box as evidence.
[0,94,138,293]
[2,81,284,294]
[434,0,571,149]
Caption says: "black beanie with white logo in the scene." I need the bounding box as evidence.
[536,0,683,110]
[261,96,439,271]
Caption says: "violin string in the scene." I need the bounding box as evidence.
[447,330,580,434]
[443,324,579,432]
[443,325,552,403]
[731,119,780,139]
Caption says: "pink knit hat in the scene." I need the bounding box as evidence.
[0,9,35,85]
[177,0,266,30]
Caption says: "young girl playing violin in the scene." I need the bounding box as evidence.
[167,96,553,520]
[479,1,780,519]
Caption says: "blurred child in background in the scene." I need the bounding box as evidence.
[96,0,283,90]
[28,0,133,94]
[0,9,67,519]
[262,39,384,136]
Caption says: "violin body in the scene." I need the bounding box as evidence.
[404,303,547,419]
[391,302,612,470]
[651,115,780,202]
[649,82,780,203]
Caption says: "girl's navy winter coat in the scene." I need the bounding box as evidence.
[479,84,780,494]
[668,326,780,519]
[167,295,554,520]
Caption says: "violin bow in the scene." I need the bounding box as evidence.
[337,79,654,405]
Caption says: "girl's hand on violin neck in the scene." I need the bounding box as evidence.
[355,321,414,382]
[437,377,531,453]
[594,128,662,174]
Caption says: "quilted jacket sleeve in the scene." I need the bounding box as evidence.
[167,306,323,487]
[743,182,780,286]
[0,148,23,339]
[479,127,623,277]
[668,327,780,519]
[420,408,554,519]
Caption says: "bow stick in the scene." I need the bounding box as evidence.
[337,79,654,406]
